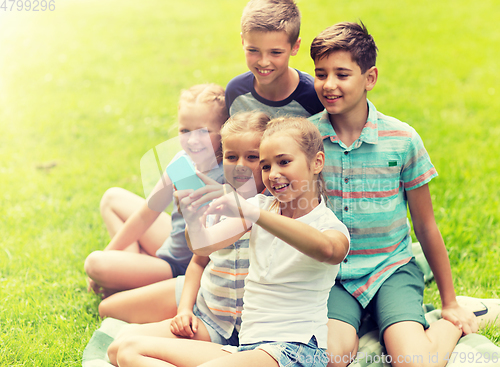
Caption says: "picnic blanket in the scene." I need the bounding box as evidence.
[81,314,500,367]
[82,244,500,366]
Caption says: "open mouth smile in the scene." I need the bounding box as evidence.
[188,147,206,153]
[272,182,289,192]
[324,95,341,102]
[256,68,273,76]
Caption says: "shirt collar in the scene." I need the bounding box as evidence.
[317,99,379,147]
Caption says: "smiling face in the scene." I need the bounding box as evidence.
[314,50,377,124]
[259,132,323,216]
[222,132,264,198]
[178,102,222,171]
[242,30,300,93]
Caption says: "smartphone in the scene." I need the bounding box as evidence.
[166,155,206,192]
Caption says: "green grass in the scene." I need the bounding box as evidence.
[1,0,499,364]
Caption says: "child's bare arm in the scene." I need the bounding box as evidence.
[171,254,210,338]
[407,183,478,334]
[255,209,349,265]
[104,173,173,252]
[197,189,349,264]
[104,201,162,251]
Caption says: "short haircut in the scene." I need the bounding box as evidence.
[241,0,301,45]
[178,84,229,126]
[310,22,378,73]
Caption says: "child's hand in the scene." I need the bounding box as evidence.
[170,310,198,338]
[175,188,207,220]
[441,302,479,335]
[186,171,226,207]
[87,277,100,294]
[205,185,260,224]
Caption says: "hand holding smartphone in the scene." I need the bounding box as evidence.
[166,155,206,192]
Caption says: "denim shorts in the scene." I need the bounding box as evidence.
[222,336,328,367]
[174,276,239,346]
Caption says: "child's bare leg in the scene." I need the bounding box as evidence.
[84,251,173,292]
[99,278,178,323]
[100,187,172,255]
[113,334,226,367]
[326,319,358,367]
[108,318,213,366]
[384,320,461,367]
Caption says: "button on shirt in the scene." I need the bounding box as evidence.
[309,100,437,308]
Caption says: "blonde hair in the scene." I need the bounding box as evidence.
[220,111,270,146]
[262,117,328,210]
[178,83,229,126]
[241,0,301,45]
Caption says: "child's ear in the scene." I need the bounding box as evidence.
[313,151,325,174]
[365,66,378,91]
[291,37,301,56]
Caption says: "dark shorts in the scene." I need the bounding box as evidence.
[327,258,430,345]
[161,257,189,278]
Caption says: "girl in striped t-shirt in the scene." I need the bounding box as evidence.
[107,112,270,364]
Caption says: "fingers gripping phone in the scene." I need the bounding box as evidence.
[166,155,206,192]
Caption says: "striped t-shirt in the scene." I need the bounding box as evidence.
[309,100,437,308]
[195,189,270,339]
[195,230,250,339]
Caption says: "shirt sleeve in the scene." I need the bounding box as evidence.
[401,130,438,190]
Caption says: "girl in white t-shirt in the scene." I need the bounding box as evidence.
[114,117,350,367]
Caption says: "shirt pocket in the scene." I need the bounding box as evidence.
[362,154,401,211]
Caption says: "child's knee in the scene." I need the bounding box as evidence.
[98,298,111,318]
[107,328,137,365]
[106,338,121,366]
[99,187,122,214]
[84,251,106,278]
[326,321,358,367]
[326,338,358,367]
[115,335,142,367]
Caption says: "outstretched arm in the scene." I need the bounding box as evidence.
[104,172,173,252]
[201,191,349,264]
[407,183,478,335]
[253,209,349,265]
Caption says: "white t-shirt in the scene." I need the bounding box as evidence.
[239,194,350,349]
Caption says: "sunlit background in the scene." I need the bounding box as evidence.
[0,0,499,364]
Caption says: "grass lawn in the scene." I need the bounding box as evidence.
[1,0,499,365]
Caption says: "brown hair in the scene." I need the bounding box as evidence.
[241,0,301,45]
[310,21,378,73]
[220,111,270,146]
[178,83,229,126]
[262,117,328,210]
